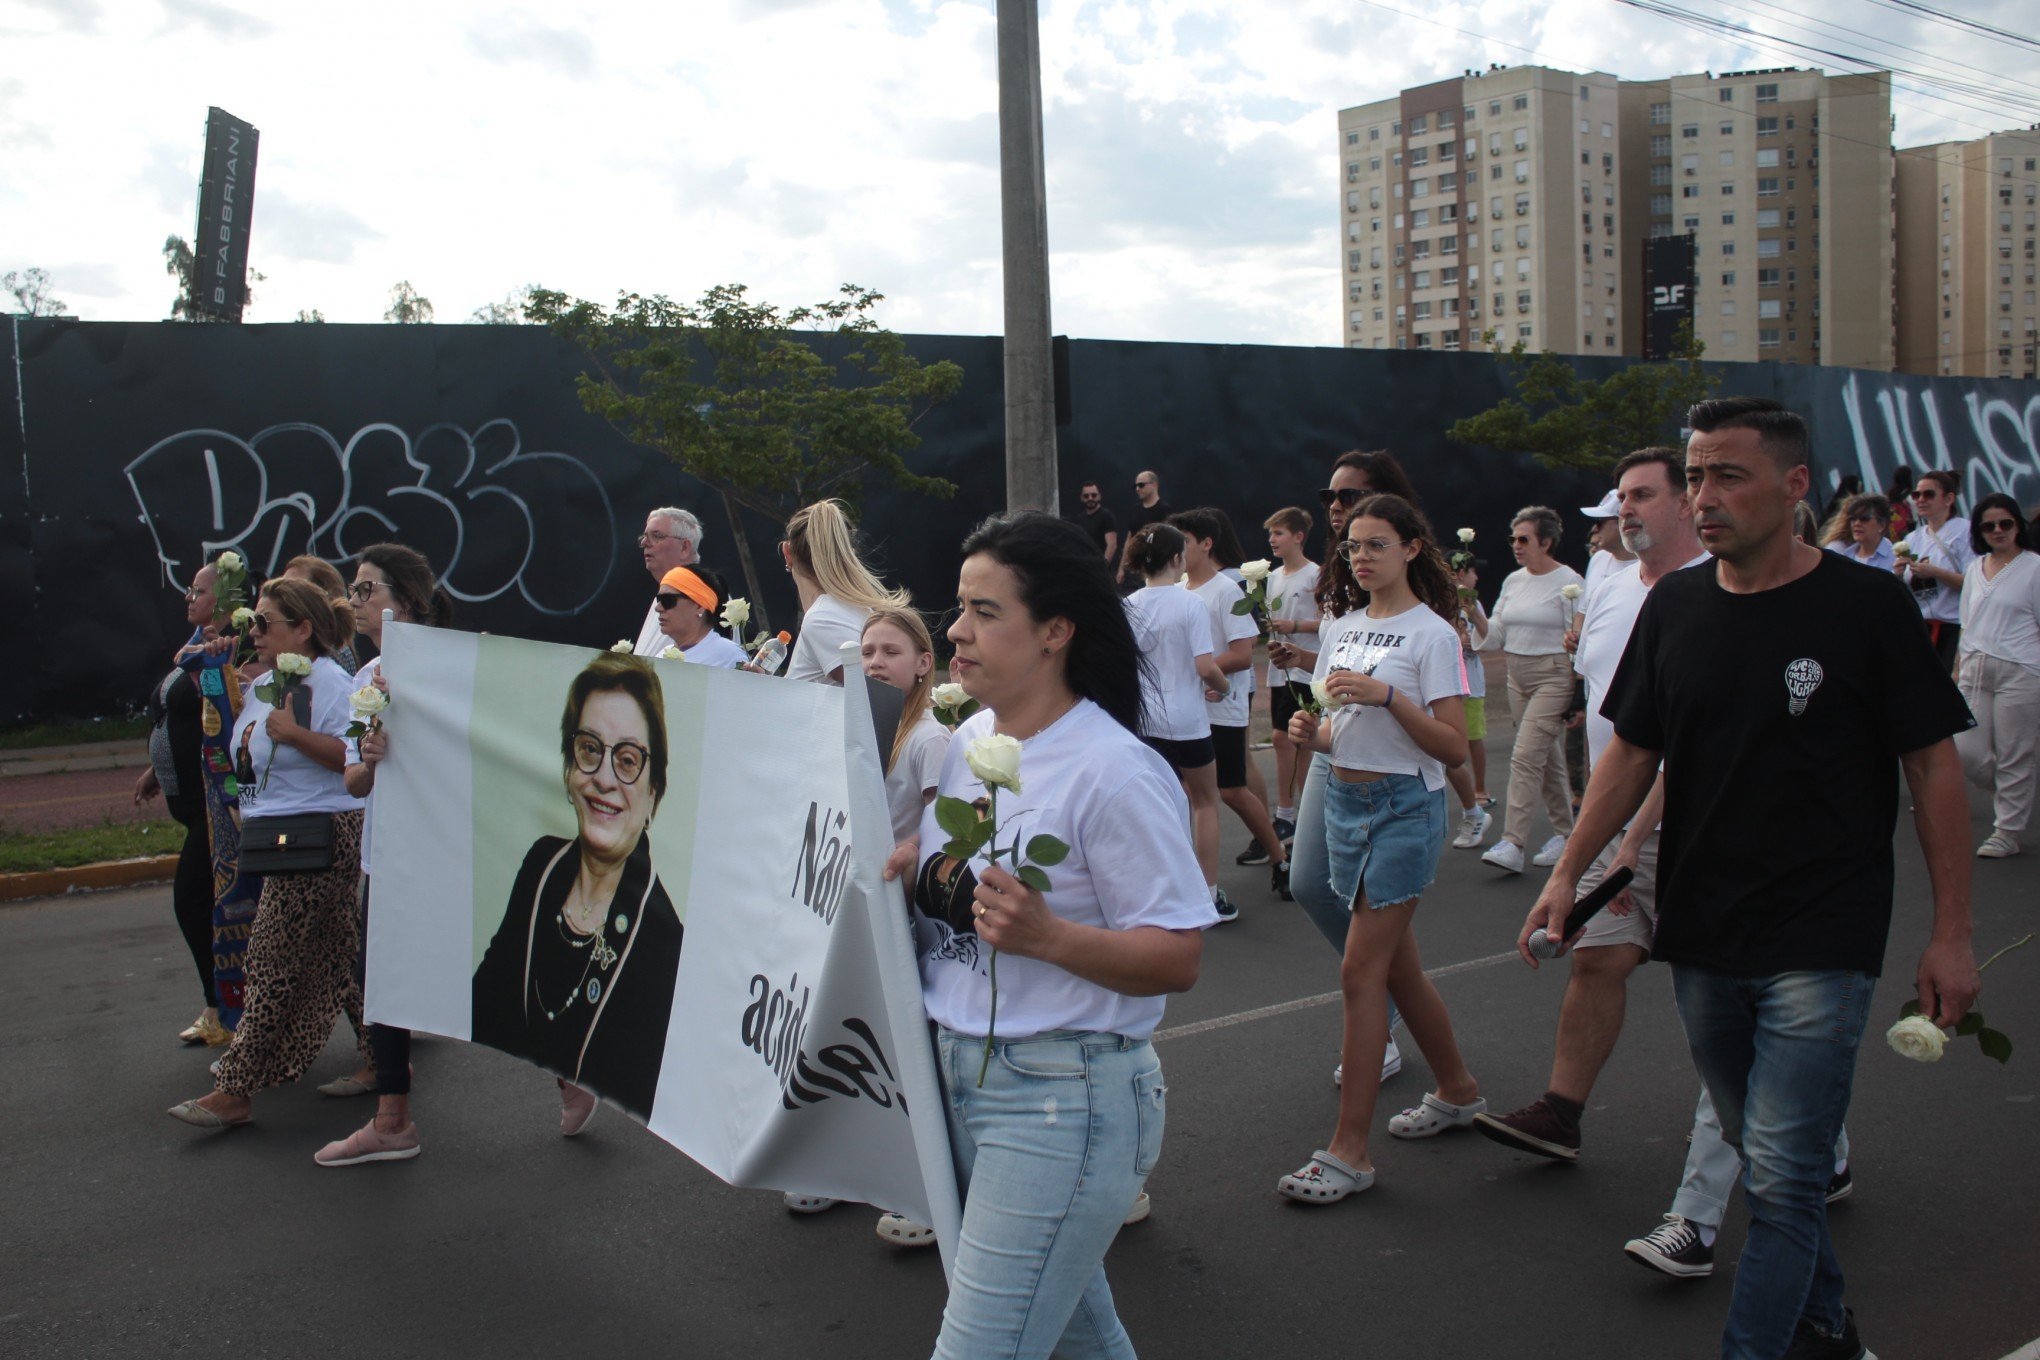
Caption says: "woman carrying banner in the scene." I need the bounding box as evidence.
[313,543,453,1166]
[168,578,370,1130]
[781,499,910,685]
[886,511,1214,1357]
[472,651,684,1125]
[655,565,747,669]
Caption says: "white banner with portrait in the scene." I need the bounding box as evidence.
[363,623,961,1264]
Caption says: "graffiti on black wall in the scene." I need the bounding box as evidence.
[123,417,617,615]
[1832,372,2040,506]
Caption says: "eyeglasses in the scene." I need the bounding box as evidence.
[1337,537,1407,560]
[182,584,209,600]
[348,580,384,601]
[639,530,679,546]
[1317,487,1367,510]
[1980,518,2019,532]
[570,730,650,785]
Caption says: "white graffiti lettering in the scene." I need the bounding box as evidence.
[1834,373,2040,508]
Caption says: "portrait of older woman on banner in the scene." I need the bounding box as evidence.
[472,652,683,1121]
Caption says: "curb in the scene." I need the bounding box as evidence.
[0,855,178,903]
[0,741,150,779]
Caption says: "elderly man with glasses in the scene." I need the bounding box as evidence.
[631,507,704,656]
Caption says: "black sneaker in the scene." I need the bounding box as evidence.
[1212,889,1239,923]
[1271,860,1292,901]
[1825,1165,1854,1204]
[1623,1214,1714,1279]
[1236,840,1270,866]
[1273,816,1296,843]
[1783,1307,1873,1360]
[1471,1098,1581,1161]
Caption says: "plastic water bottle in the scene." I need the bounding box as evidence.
[749,630,792,676]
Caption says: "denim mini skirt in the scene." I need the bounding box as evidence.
[1322,771,1448,910]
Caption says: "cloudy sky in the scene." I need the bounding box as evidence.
[4,0,2035,345]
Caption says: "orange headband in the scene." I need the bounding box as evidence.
[658,567,718,614]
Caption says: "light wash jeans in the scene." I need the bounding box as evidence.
[1673,966,1874,1360]
[931,1027,1164,1360]
[1670,1085,1849,1231]
[1290,759,1403,1033]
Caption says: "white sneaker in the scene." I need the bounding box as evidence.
[1452,806,1491,849]
[1481,839,1525,874]
[1381,1035,1402,1082]
[1978,831,2020,859]
[1531,834,1568,867]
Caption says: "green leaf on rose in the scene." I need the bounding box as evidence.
[1016,865,1052,893]
[934,796,980,840]
[1976,1028,2013,1064]
[1230,598,1254,616]
[942,837,979,862]
[1025,834,1070,866]
[1956,1010,1985,1037]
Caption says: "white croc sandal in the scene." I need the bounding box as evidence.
[1277,1149,1376,1204]
[875,1212,937,1246]
[783,1193,841,1214]
[1388,1092,1488,1139]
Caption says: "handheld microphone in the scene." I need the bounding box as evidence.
[1527,865,1636,960]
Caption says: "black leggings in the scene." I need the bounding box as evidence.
[355,877,414,1095]
[165,792,218,1009]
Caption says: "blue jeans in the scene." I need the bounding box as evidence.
[931,1028,1164,1360]
[1672,966,1874,1360]
[1292,758,1404,1031]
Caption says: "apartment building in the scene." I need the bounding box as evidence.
[1339,64,1896,370]
[1618,68,1894,369]
[1337,66,1625,356]
[1895,127,2040,379]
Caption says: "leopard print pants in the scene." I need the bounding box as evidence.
[213,811,370,1097]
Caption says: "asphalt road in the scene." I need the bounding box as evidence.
[3,735,2035,1360]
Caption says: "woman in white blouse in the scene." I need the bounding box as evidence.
[1956,492,2040,859]
[1469,506,1582,874]
[780,499,910,684]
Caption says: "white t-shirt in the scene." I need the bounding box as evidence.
[232,654,366,820]
[678,631,747,669]
[632,600,669,657]
[345,657,382,872]
[787,594,869,685]
[1960,552,2040,672]
[915,702,1217,1041]
[1314,602,1467,791]
[1583,547,1632,600]
[1575,561,1646,770]
[1903,517,1976,623]
[1124,584,1216,741]
[1478,564,1585,656]
[885,713,951,844]
[1190,573,1259,728]
[1269,561,1321,685]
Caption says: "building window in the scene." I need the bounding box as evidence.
[1757,116,1778,136]
[1756,83,1778,103]
[1718,86,1734,102]
[1759,300,1782,319]
[1722,212,1736,226]
[1651,164,1672,186]
[1682,185,1701,198]
[1346,131,1360,145]
[1652,193,1672,214]
[1722,271,1736,286]
[1513,94,1528,111]
[1413,209,1430,228]
[1722,330,1737,346]
[1683,215,1701,229]
[1651,134,1670,156]
[1758,178,1778,196]
[1515,160,1530,183]
[1758,267,1780,285]
[1681,124,1699,139]
[1514,128,1529,151]
[1411,147,1429,167]
[1721,301,1736,316]
[1490,100,1501,116]
[1369,127,1380,141]
[1759,328,1781,347]
[1757,149,1780,168]
[1650,102,1670,125]
[1757,209,1780,228]
[1719,150,1734,167]
[1723,242,1735,256]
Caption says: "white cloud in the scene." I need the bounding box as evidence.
[0,0,2031,342]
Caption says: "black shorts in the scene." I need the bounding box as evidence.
[1211,724,1249,790]
[1143,734,1216,773]
[1269,682,1300,734]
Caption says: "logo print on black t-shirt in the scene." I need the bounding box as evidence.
[1784,658,1824,716]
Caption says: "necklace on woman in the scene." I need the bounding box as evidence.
[540,912,621,1021]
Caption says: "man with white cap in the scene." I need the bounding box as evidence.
[1579,488,1635,602]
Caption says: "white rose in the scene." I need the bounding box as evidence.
[964,732,1024,794]
[931,682,970,711]
[348,685,389,718]
[275,652,313,677]
[1239,558,1272,584]
[1457,527,1475,545]
[1311,677,1345,712]
[610,640,634,653]
[1177,573,1190,587]
[1560,583,1584,601]
[720,597,751,630]
[660,646,682,660]
[216,550,242,573]
[230,606,256,629]
[1886,1014,1947,1063]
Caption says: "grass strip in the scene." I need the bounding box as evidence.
[0,716,152,751]
[0,819,184,875]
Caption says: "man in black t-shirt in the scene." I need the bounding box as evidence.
[1118,470,1173,592]
[1525,398,1978,1360]
[1069,481,1120,569]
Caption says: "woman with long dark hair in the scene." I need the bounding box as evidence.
[1956,492,2040,859]
[889,511,1210,1356]
[1277,493,1482,1203]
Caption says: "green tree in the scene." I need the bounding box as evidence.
[3,267,67,316]
[527,282,963,626]
[384,280,434,324]
[1448,323,1715,471]
[163,235,263,320]
[469,285,538,324]
[295,308,326,323]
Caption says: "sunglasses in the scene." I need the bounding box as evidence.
[247,612,292,634]
[1980,518,2018,532]
[1317,487,1367,509]
[1910,488,1940,500]
[654,591,693,611]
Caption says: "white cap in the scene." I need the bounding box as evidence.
[1580,489,1620,519]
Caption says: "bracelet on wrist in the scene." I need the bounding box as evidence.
[1379,685,1397,709]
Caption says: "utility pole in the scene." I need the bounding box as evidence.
[996,0,1057,514]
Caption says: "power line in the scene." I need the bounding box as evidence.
[1729,0,2040,107]
[1854,0,2040,57]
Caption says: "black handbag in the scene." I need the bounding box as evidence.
[239,813,335,874]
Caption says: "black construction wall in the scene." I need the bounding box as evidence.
[5,317,2038,725]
